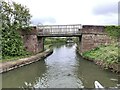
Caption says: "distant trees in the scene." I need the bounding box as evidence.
[1,1,31,58]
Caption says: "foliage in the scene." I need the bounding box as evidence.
[1,1,31,59]
[44,38,67,45]
[82,44,119,65]
[105,26,120,39]
[1,53,32,63]
[105,26,120,63]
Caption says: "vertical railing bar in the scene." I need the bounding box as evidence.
[39,24,82,36]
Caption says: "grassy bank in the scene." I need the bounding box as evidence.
[1,38,66,62]
[0,53,32,63]
[82,44,118,65]
[0,49,53,73]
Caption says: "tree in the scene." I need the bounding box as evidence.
[1,1,31,58]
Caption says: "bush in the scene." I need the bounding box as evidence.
[1,1,31,59]
[105,26,120,39]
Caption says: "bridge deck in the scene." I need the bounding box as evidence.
[37,24,82,37]
[38,33,82,37]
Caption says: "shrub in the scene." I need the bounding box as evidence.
[1,1,31,58]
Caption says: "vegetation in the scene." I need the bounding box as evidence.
[82,44,118,65]
[105,26,120,62]
[1,1,31,60]
[82,26,119,67]
[105,26,120,39]
[1,54,32,63]
[44,38,67,50]
[44,38,66,45]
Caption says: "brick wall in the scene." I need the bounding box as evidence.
[18,25,111,54]
[19,27,44,53]
[79,25,111,53]
[81,25,105,34]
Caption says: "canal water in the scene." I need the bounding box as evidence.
[2,43,118,88]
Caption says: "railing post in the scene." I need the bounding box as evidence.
[38,24,82,36]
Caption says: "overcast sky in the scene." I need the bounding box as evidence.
[7,0,119,25]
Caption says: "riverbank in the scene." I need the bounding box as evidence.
[81,55,119,73]
[0,49,53,73]
[77,44,119,73]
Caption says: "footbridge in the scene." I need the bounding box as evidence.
[20,24,111,54]
[37,24,82,37]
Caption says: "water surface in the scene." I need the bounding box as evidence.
[2,43,118,88]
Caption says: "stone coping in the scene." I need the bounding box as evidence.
[0,49,53,73]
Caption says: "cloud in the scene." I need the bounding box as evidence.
[91,1,118,25]
[8,0,120,25]
[31,17,56,25]
[93,2,118,15]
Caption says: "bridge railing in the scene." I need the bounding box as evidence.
[37,24,82,35]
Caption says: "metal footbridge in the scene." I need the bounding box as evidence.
[37,24,82,37]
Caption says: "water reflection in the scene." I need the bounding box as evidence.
[75,53,118,88]
[2,43,117,88]
[65,43,74,48]
[2,59,47,88]
[43,44,84,88]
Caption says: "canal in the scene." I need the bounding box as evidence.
[2,43,118,88]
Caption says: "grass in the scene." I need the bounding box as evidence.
[0,52,33,63]
[1,38,76,63]
[44,38,66,45]
[44,44,53,50]
[44,38,67,50]
[82,44,119,65]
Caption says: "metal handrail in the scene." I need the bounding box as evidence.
[37,24,82,36]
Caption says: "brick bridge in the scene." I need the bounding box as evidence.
[20,24,111,54]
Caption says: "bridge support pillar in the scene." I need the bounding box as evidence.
[77,35,82,54]
[79,34,111,53]
[77,25,112,54]
[37,36,44,52]
[20,27,44,54]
